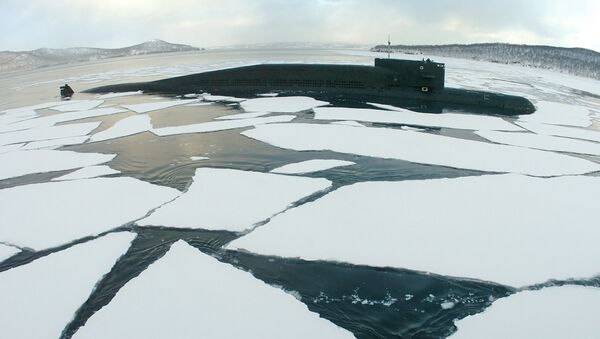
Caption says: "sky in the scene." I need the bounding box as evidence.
[1,0,599,52]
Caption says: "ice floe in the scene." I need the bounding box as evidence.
[49,100,104,112]
[72,240,354,339]
[89,114,152,142]
[240,96,329,113]
[97,91,143,99]
[242,123,600,176]
[451,286,600,339]
[202,94,246,102]
[0,244,19,262]
[271,159,355,174]
[185,102,213,107]
[228,174,600,287]
[0,177,178,250]
[138,168,331,232]
[215,112,271,120]
[0,122,100,146]
[0,107,127,133]
[0,143,23,154]
[151,115,295,136]
[517,121,600,143]
[316,106,522,131]
[53,165,120,181]
[0,149,115,181]
[190,156,209,161]
[518,101,593,127]
[331,120,365,127]
[122,99,198,113]
[0,232,135,339]
[20,136,90,150]
[475,130,600,155]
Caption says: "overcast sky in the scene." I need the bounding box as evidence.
[1,0,599,52]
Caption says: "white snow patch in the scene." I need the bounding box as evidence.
[241,96,329,113]
[97,91,143,99]
[242,123,600,176]
[257,92,279,97]
[0,107,127,133]
[190,156,209,161]
[216,112,271,120]
[228,174,600,287]
[518,101,593,127]
[0,143,24,154]
[0,244,19,262]
[331,120,365,127]
[21,136,90,150]
[271,159,355,174]
[151,115,295,136]
[52,165,120,181]
[72,240,354,339]
[0,232,135,339]
[517,121,600,143]
[475,130,600,155]
[451,286,600,339]
[202,94,246,102]
[122,99,198,113]
[0,177,179,250]
[49,100,104,112]
[89,114,152,142]
[317,106,522,131]
[0,149,115,180]
[185,102,213,107]
[138,168,331,232]
[0,122,100,146]
[441,301,455,310]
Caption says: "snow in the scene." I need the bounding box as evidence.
[20,136,90,150]
[242,123,600,176]
[451,286,600,339]
[53,165,121,181]
[185,102,213,107]
[151,115,295,136]
[475,130,600,155]
[138,168,331,232]
[258,92,279,97]
[0,107,127,133]
[0,244,19,262]
[0,149,115,181]
[202,95,246,102]
[97,91,143,99]
[49,100,104,112]
[517,121,600,143]
[228,174,600,287]
[0,232,135,339]
[271,159,355,174]
[518,101,593,127]
[0,122,100,146]
[122,99,198,113]
[0,143,23,154]
[240,96,329,113]
[331,120,365,127]
[216,112,271,120]
[89,114,152,142]
[316,106,522,131]
[72,240,354,339]
[0,177,179,250]
[190,156,209,161]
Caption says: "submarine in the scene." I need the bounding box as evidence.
[86,57,536,115]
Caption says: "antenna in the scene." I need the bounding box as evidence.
[387,35,391,59]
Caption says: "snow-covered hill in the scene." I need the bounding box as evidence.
[371,43,600,80]
[0,40,201,73]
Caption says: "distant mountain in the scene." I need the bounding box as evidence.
[371,43,600,80]
[0,39,202,73]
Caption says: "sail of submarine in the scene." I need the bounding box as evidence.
[86,58,536,115]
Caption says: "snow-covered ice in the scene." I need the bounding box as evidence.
[271,159,355,174]
[0,107,127,133]
[49,100,104,112]
[89,114,152,142]
[316,106,522,131]
[151,115,295,136]
[517,121,600,143]
[518,101,593,127]
[241,96,329,113]
[0,244,19,262]
[0,149,115,180]
[216,112,271,120]
[451,286,600,339]
[202,94,246,102]
[97,91,143,99]
[20,136,90,150]
[138,168,331,232]
[185,102,213,107]
[0,232,135,339]
[0,122,100,146]
[0,177,179,250]
[331,120,365,127]
[122,99,198,113]
[228,174,600,287]
[52,165,120,181]
[242,123,600,176]
[72,240,354,339]
[0,143,23,154]
[475,130,600,155]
